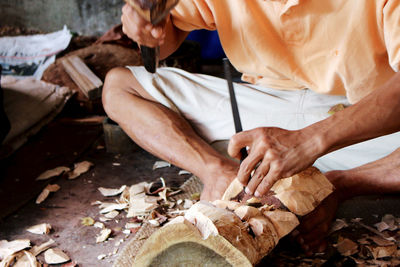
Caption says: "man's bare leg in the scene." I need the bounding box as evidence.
[327,147,400,199]
[295,147,400,254]
[102,67,239,201]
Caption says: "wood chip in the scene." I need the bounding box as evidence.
[62,261,77,267]
[36,184,61,204]
[44,248,70,264]
[0,239,30,260]
[36,167,70,180]
[366,245,397,259]
[328,103,346,115]
[183,199,193,209]
[97,254,106,260]
[148,219,160,227]
[98,185,127,197]
[14,250,38,267]
[29,239,55,256]
[368,235,396,247]
[329,218,348,234]
[68,161,93,179]
[104,210,119,219]
[94,222,105,229]
[382,214,397,231]
[127,198,157,218]
[81,217,95,226]
[374,221,390,232]
[125,222,141,229]
[152,161,171,170]
[96,229,112,243]
[26,223,52,235]
[99,203,128,214]
[335,237,358,256]
[234,205,261,221]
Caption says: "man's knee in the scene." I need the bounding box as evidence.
[102,67,155,109]
[102,67,125,114]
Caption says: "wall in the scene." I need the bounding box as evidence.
[0,0,124,36]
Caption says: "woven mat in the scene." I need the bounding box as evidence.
[113,175,203,267]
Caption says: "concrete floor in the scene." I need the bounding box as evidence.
[0,117,189,266]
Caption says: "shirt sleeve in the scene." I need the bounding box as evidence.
[383,0,400,72]
[170,0,216,32]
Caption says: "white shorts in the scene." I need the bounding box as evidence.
[127,66,400,172]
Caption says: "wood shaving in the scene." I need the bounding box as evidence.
[99,203,128,214]
[0,240,31,260]
[191,193,201,201]
[14,250,38,267]
[382,214,397,231]
[36,166,70,181]
[104,210,119,219]
[96,229,112,243]
[36,184,61,204]
[81,217,95,226]
[68,161,93,179]
[99,217,112,222]
[29,239,55,256]
[125,222,141,229]
[179,170,191,175]
[97,254,106,260]
[368,235,395,247]
[148,220,160,227]
[94,222,105,229]
[329,218,349,234]
[62,261,77,267]
[152,161,171,170]
[26,223,52,235]
[357,221,396,241]
[98,185,127,197]
[366,245,397,259]
[328,103,346,115]
[335,236,358,256]
[44,248,70,264]
[374,221,390,232]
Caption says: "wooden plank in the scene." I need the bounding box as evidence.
[61,55,103,100]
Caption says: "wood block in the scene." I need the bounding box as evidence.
[61,55,103,100]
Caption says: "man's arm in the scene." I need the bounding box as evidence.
[121,4,189,59]
[228,71,400,197]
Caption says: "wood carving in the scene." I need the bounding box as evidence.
[133,166,334,266]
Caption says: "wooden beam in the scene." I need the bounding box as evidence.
[61,55,103,100]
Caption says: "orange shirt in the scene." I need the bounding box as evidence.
[171,0,400,103]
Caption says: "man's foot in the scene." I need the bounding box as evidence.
[200,159,239,201]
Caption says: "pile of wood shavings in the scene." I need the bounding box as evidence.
[89,161,199,261]
[263,214,400,266]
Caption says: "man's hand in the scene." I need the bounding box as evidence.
[228,127,322,197]
[121,3,168,48]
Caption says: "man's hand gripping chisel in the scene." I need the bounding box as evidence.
[125,0,179,73]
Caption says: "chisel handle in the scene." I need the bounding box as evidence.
[140,45,159,73]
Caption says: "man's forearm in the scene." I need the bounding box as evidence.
[159,15,189,59]
[306,71,400,156]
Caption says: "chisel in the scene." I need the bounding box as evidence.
[125,0,180,73]
[223,58,248,162]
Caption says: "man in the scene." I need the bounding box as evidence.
[103,0,400,253]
